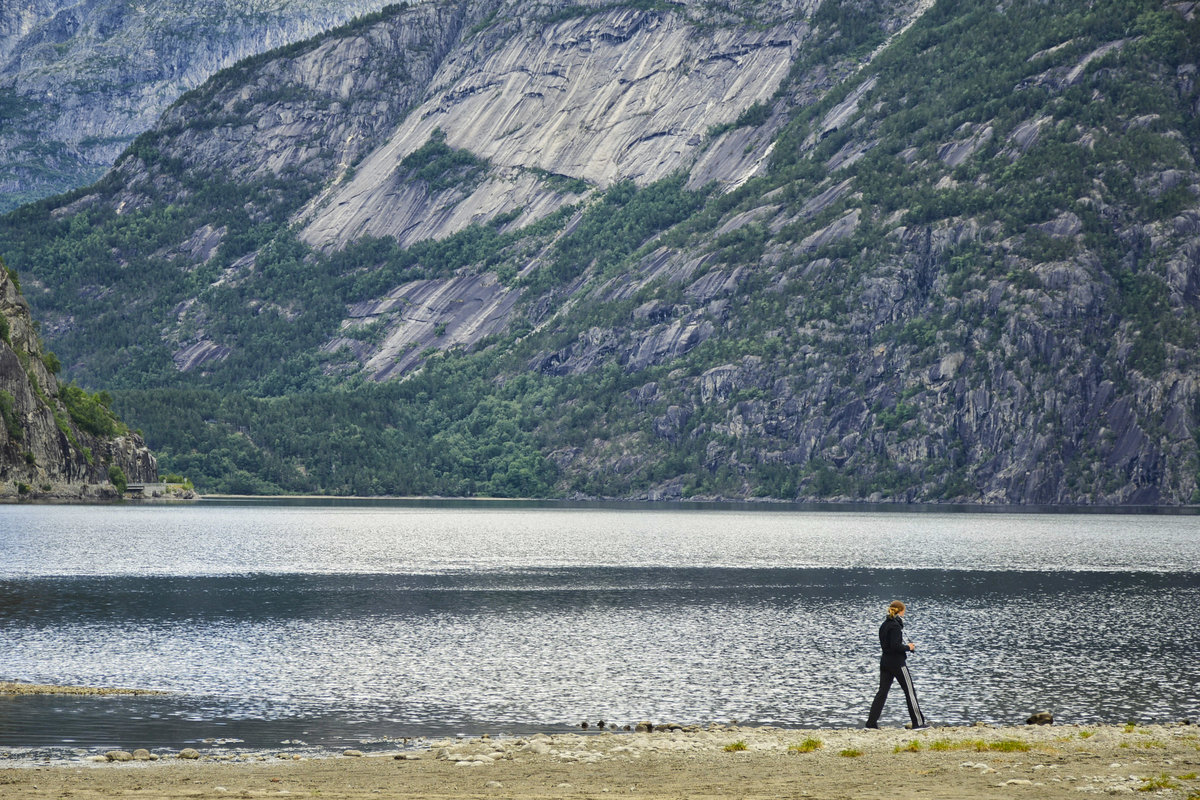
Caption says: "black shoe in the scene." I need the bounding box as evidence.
[911,723,931,730]
[864,723,879,729]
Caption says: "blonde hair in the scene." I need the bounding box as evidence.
[887,600,906,618]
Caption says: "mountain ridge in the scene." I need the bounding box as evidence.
[1,0,1198,504]
[0,0,392,212]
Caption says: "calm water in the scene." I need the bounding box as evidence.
[1,501,1198,761]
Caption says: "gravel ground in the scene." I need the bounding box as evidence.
[2,722,1198,799]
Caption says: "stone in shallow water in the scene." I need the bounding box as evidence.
[178,748,201,760]
[105,751,133,762]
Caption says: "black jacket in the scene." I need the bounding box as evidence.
[878,615,910,670]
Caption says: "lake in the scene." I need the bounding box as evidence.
[1,500,1198,761]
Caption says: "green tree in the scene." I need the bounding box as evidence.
[108,464,128,493]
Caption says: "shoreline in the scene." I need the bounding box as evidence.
[7,492,1200,514]
[147,494,1200,515]
[0,681,169,696]
[2,722,1197,800]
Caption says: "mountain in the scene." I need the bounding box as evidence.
[0,258,156,499]
[0,0,390,213]
[0,0,1198,504]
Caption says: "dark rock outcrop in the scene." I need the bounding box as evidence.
[0,266,156,500]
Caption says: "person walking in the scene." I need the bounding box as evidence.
[865,600,928,729]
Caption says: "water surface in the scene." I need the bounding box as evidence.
[1,501,1197,760]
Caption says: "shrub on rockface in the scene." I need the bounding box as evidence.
[60,384,124,437]
[0,389,22,442]
[108,464,127,493]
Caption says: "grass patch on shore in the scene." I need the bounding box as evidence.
[723,740,747,752]
[1080,730,1095,739]
[894,740,922,753]
[789,738,824,753]
[927,739,1031,753]
[839,748,863,757]
[1137,773,1179,792]
[988,740,1032,752]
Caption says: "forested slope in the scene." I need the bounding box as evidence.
[1,0,1198,503]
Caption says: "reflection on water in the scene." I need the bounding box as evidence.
[3,501,1200,576]
[1,503,1198,759]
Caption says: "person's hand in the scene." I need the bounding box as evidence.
[908,642,916,651]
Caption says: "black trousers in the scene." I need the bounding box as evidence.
[866,663,926,727]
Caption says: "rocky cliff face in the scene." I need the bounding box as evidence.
[2,0,1198,504]
[299,6,805,249]
[292,0,818,380]
[0,0,390,212]
[0,264,156,500]
[84,0,829,382]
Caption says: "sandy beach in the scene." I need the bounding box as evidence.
[2,722,1197,800]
